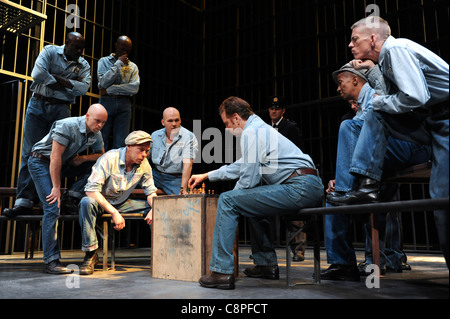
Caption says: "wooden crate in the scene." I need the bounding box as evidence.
[151,194,238,282]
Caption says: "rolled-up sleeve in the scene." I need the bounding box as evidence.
[84,158,108,193]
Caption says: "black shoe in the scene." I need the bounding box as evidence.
[3,205,33,218]
[60,193,79,215]
[293,251,305,262]
[45,260,71,274]
[199,272,235,290]
[319,264,360,281]
[80,251,99,275]
[327,178,380,206]
[244,265,279,280]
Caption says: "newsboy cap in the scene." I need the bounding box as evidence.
[125,130,152,145]
[332,63,368,84]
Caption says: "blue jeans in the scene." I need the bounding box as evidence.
[15,97,71,209]
[78,196,151,252]
[352,107,449,268]
[209,174,324,274]
[152,169,182,195]
[28,156,96,263]
[99,96,131,150]
[364,212,405,271]
[325,116,431,266]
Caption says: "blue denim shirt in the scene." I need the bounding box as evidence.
[150,126,199,174]
[84,148,157,205]
[208,114,316,189]
[30,45,91,104]
[97,54,140,96]
[368,36,449,114]
[31,115,104,164]
[353,83,375,122]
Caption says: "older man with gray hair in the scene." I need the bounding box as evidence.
[78,130,157,275]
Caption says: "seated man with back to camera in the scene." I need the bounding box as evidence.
[150,107,199,195]
[78,131,157,275]
[189,96,324,290]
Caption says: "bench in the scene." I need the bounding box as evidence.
[0,188,149,271]
[286,161,449,286]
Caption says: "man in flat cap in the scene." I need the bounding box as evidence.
[78,130,157,275]
[322,64,431,281]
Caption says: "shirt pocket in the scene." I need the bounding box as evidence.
[110,174,127,192]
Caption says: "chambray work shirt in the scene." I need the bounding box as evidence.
[97,54,140,96]
[30,45,91,104]
[84,148,157,205]
[31,116,104,164]
[368,36,449,114]
[353,83,375,122]
[208,114,316,190]
[150,126,199,174]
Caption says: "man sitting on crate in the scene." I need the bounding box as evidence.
[78,130,157,275]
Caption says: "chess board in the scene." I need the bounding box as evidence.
[151,194,238,282]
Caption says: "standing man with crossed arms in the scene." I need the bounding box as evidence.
[4,32,91,218]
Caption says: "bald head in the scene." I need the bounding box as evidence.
[86,104,108,134]
[162,107,181,139]
[115,35,133,58]
[65,32,85,61]
[163,107,181,120]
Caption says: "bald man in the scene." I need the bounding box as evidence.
[3,32,91,218]
[98,35,140,150]
[28,104,107,274]
[150,107,199,195]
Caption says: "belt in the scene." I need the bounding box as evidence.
[30,152,50,163]
[284,168,319,183]
[155,169,181,178]
[101,93,131,99]
[32,93,71,105]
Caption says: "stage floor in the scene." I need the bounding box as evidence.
[0,247,448,302]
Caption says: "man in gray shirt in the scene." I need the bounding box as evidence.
[28,104,107,274]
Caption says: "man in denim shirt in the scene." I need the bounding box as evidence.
[189,97,324,289]
[79,131,157,275]
[28,104,107,274]
[333,17,449,268]
[150,107,198,195]
[4,32,91,218]
[98,35,140,150]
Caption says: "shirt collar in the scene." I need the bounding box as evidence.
[58,45,81,64]
[119,147,127,167]
[357,83,374,106]
[379,35,395,66]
